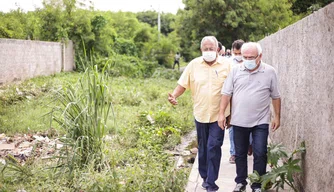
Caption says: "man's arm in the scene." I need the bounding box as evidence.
[271,98,281,131]
[218,94,232,129]
[168,85,186,105]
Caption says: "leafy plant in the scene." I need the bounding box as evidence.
[248,141,306,191]
[0,68,193,191]
[52,64,113,172]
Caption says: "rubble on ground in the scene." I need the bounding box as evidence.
[0,132,63,165]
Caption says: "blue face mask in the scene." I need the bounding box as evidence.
[243,59,257,70]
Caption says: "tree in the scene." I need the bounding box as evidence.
[291,0,333,15]
[0,9,28,39]
[136,11,177,36]
[176,0,298,61]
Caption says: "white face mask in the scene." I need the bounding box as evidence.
[234,55,243,62]
[202,51,217,62]
[243,59,257,70]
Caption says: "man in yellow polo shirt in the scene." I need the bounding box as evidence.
[168,36,231,192]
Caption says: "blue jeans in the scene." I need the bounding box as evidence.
[195,120,225,190]
[229,127,235,156]
[229,127,253,156]
[233,124,269,189]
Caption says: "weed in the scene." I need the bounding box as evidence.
[0,68,193,191]
[248,141,306,191]
[52,65,113,171]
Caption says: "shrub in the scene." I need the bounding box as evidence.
[114,37,138,57]
[104,54,158,78]
[52,65,113,171]
[248,141,306,191]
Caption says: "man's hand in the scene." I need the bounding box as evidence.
[271,98,281,132]
[168,93,178,105]
[218,114,226,130]
[271,117,280,131]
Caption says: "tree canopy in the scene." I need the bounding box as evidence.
[176,0,301,60]
[0,0,330,63]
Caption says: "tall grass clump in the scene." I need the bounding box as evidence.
[52,60,113,172]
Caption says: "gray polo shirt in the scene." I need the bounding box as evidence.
[222,62,280,127]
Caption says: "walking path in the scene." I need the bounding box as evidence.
[185,131,290,192]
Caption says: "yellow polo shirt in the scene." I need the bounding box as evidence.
[178,56,231,123]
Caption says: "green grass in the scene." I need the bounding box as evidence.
[180,60,188,68]
[0,70,194,191]
[0,73,82,135]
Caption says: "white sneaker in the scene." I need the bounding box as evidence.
[252,188,262,192]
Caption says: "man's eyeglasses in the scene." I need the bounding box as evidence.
[243,55,259,60]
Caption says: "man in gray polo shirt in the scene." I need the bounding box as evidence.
[218,42,281,192]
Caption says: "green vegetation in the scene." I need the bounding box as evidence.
[0,0,326,190]
[248,142,306,192]
[52,65,113,171]
[0,0,180,70]
[1,0,328,64]
[0,65,193,191]
[291,0,332,15]
[0,73,81,134]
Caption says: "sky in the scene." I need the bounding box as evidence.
[0,0,185,14]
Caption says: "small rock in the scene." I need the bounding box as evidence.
[56,143,63,149]
[33,135,45,142]
[0,143,15,150]
[176,156,184,168]
[18,141,31,148]
[187,157,195,164]
[0,158,6,165]
[190,148,198,154]
[146,114,155,124]
[181,151,191,156]
[19,147,33,156]
[16,88,23,95]
[44,136,50,143]
[0,133,6,140]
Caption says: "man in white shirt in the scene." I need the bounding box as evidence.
[218,42,281,192]
[228,39,254,164]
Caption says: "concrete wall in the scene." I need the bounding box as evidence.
[259,3,334,192]
[63,40,75,72]
[0,39,75,84]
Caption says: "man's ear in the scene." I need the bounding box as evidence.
[259,53,263,59]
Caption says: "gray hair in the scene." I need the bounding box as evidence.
[241,42,262,55]
[221,45,226,52]
[200,36,218,49]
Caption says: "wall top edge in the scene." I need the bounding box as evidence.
[0,38,62,45]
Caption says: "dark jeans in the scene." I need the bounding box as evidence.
[173,60,180,70]
[233,124,269,189]
[195,120,225,190]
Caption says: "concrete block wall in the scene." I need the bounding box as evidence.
[259,3,334,191]
[63,40,75,72]
[0,39,75,84]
